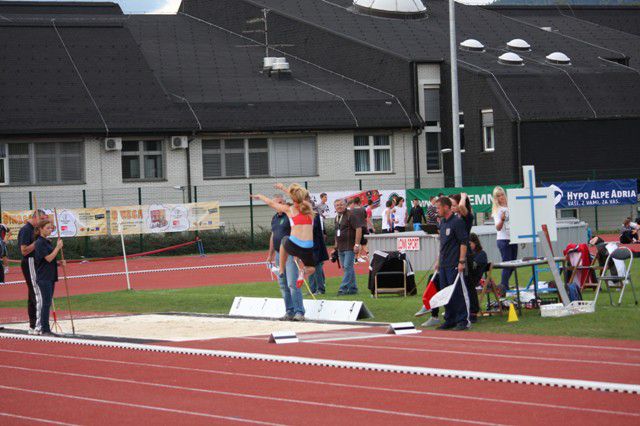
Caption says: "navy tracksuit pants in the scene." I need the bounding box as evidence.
[35,280,55,333]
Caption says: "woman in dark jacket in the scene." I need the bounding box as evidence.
[309,203,329,295]
[34,218,64,336]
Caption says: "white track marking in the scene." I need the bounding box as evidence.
[2,349,638,418]
[0,385,282,426]
[289,339,640,368]
[405,334,640,353]
[1,333,638,394]
[0,365,499,425]
[0,412,78,426]
[299,332,391,343]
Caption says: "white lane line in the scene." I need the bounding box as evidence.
[0,412,78,426]
[405,334,640,353]
[2,348,638,419]
[1,333,638,394]
[292,340,640,368]
[300,333,391,343]
[0,384,282,426]
[0,365,501,426]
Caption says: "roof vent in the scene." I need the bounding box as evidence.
[498,52,524,66]
[271,57,290,72]
[352,0,427,19]
[263,57,279,71]
[507,38,531,51]
[546,52,571,65]
[459,39,484,52]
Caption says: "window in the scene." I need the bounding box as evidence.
[202,138,275,179]
[423,87,440,126]
[353,135,392,173]
[459,112,465,153]
[122,140,164,180]
[482,109,495,152]
[559,209,578,219]
[4,142,83,185]
[271,137,317,177]
[426,132,441,171]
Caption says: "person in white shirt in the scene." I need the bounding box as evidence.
[381,200,394,233]
[492,186,517,294]
[394,197,408,232]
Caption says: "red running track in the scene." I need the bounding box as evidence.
[0,337,638,425]
[0,250,369,301]
[164,329,640,385]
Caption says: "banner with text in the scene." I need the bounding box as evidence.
[309,189,405,219]
[108,201,220,235]
[1,208,108,240]
[406,185,519,214]
[544,179,638,208]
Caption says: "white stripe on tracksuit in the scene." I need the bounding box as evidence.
[28,257,43,333]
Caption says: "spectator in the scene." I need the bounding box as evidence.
[381,200,394,233]
[408,199,426,231]
[426,196,439,226]
[266,194,304,321]
[492,186,517,294]
[334,198,363,295]
[435,197,470,331]
[467,233,489,304]
[620,217,639,244]
[316,192,329,219]
[350,198,369,262]
[308,195,329,295]
[0,223,10,282]
[394,197,408,232]
[365,200,375,233]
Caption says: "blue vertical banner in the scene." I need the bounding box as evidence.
[545,179,638,208]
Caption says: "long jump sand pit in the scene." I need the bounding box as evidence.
[1,313,370,342]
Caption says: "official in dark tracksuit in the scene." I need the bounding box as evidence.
[18,210,46,334]
[34,219,63,336]
[436,197,470,331]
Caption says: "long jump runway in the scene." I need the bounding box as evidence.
[0,323,639,425]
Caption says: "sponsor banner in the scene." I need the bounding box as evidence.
[397,237,420,251]
[310,189,405,219]
[406,185,519,214]
[109,201,220,235]
[544,179,638,208]
[1,208,108,240]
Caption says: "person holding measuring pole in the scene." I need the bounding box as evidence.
[33,218,64,336]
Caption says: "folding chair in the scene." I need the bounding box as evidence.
[596,247,638,306]
[478,263,503,315]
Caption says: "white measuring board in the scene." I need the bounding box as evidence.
[229,297,374,322]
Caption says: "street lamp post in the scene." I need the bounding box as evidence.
[449,0,463,187]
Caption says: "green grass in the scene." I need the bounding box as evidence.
[2,265,639,340]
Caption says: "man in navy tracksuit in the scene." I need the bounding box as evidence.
[18,210,46,334]
[436,197,470,331]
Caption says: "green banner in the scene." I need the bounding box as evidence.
[406,185,519,213]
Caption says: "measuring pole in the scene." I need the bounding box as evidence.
[117,210,132,291]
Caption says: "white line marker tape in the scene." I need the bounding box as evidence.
[0,261,268,286]
[1,333,638,394]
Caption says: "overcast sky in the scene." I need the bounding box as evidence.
[18,0,493,14]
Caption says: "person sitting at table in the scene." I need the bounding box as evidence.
[620,217,639,244]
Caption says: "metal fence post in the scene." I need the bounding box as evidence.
[138,187,143,253]
[359,179,363,191]
[249,183,255,249]
[29,191,33,210]
[304,181,308,190]
[193,185,199,241]
[592,170,599,231]
[82,189,90,258]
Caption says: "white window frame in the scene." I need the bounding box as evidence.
[558,208,579,219]
[0,143,7,185]
[121,139,165,182]
[353,134,393,174]
[481,109,495,152]
[3,141,85,186]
